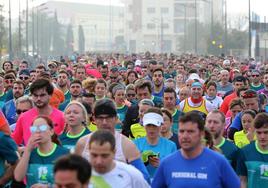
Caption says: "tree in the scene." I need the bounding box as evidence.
[52,11,65,56]
[78,25,85,54]
[0,5,7,56]
[65,24,74,55]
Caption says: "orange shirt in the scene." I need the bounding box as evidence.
[49,88,65,109]
[220,92,237,115]
[0,110,11,135]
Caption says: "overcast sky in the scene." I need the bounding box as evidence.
[2,0,268,21]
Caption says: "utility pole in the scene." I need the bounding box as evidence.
[184,4,187,52]
[249,0,251,57]
[194,0,197,54]
[18,0,22,57]
[224,0,227,55]
[8,0,12,60]
[26,0,29,57]
[32,0,35,55]
[160,15,163,53]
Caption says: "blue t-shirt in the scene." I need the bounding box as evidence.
[230,112,242,131]
[2,99,16,125]
[26,144,69,187]
[152,148,240,188]
[59,128,90,152]
[134,137,176,178]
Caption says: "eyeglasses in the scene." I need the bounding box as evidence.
[30,125,49,133]
[16,109,28,115]
[127,93,136,97]
[19,76,29,80]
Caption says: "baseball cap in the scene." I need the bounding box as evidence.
[143,112,164,127]
[223,60,230,65]
[233,75,246,83]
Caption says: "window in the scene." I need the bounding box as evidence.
[147,7,156,13]
[174,19,184,33]
[147,23,156,29]
[162,23,169,29]
[161,7,169,14]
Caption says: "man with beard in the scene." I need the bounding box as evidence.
[179,82,214,115]
[206,110,238,169]
[152,111,240,188]
[59,80,83,111]
[2,80,25,125]
[11,78,65,145]
[57,70,71,101]
[152,69,165,98]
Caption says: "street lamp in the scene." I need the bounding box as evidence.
[248,0,251,57]
[8,0,12,60]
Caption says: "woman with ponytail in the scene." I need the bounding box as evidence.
[14,115,69,187]
[60,101,90,153]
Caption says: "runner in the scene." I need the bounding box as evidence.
[14,116,69,187]
[237,112,268,188]
[152,111,240,188]
[89,130,150,188]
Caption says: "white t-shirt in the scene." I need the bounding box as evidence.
[203,96,223,109]
[89,161,150,188]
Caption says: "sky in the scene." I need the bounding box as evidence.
[2,0,268,21]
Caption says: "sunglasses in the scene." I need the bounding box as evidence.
[110,76,117,80]
[5,79,14,84]
[16,109,28,115]
[30,125,49,133]
[251,74,260,77]
[19,76,29,80]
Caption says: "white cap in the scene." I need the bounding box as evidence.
[104,61,109,65]
[143,112,164,127]
[135,59,141,66]
[223,60,230,65]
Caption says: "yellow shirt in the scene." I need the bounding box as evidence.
[182,98,209,115]
[234,130,256,148]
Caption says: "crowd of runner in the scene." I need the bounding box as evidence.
[0,52,267,187]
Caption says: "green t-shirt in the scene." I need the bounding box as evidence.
[216,138,238,170]
[26,144,69,187]
[237,141,268,188]
[59,128,90,153]
[171,109,184,134]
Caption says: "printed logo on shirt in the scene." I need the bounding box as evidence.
[38,166,48,182]
[260,164,268,178]
[172,172,207,180]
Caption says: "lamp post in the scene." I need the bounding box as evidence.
[194,0,197,54]
[26,0,29,57]
[248,0,251,57]
[8,0,12,60]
